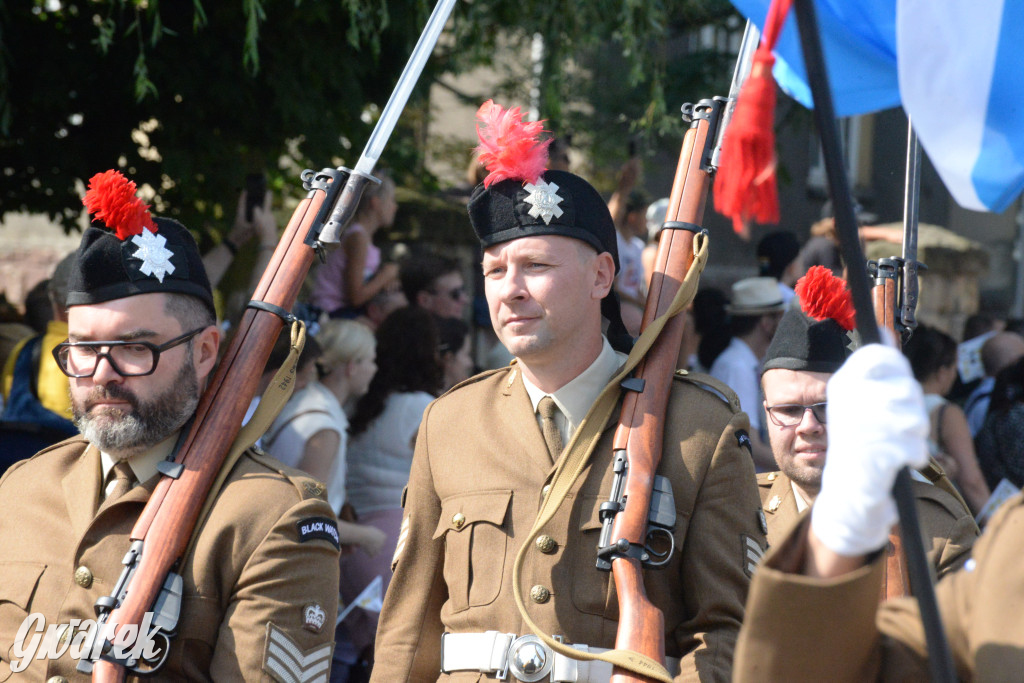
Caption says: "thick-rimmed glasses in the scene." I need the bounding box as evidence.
[53,327,205,378]
[765,402,828,427]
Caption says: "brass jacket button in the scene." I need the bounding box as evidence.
[74,565,93,588]
[452,513,466,530]
[535,535,557,554]
[542,484,552,498]
[47,677,69,683]
[530,585,551,604]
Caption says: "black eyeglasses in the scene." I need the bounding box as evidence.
[430,286,465,301]
[53,327,206,378]
[765,402,828,427]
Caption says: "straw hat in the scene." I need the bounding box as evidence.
[726,277,785,316]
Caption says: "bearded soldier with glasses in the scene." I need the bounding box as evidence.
[0,171,341,681]
[755,267,977,581]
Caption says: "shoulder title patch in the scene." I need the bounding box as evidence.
[296,516,340,550]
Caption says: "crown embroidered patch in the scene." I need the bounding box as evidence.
[303,603,326,633]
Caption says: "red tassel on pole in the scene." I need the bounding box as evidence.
[714,0,793,237]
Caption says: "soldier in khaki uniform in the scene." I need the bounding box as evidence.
[0,171,340,681]
[734,339,1015,681]
[756,270,977,579]
[371,103,765,682]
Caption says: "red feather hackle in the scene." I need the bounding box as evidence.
[795,265,856,331]
[475,100,550,188]
[83,169,157,241]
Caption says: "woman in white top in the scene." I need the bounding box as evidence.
[341,307,446,653]
[263,318,384,553]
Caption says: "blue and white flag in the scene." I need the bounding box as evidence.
[730,0,1024,214]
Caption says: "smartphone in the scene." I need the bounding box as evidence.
[245,173,267,221]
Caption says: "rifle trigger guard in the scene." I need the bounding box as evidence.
[595,531,674,569]
[643,526,675,568]
[93,630,172,676]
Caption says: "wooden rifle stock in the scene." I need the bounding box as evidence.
[869,258,912,601]
[608,101,717,683]
[91,184,333,682]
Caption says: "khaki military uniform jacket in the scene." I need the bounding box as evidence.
[756,471,977,578]
[0,437,340,682]
[733,495,1024,682]
[372,367,766,682]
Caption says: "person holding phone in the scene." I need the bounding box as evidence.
[309,172,401,319]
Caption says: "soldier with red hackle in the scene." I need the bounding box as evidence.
[372,102,764,682]
[0,170,340,681]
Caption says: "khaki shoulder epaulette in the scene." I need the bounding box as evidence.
[671,369,742,413]
[246,446,330,503]
[437,365,512,398]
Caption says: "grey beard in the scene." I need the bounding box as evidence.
[73,360,200,459]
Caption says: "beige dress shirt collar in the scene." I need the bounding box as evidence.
[522,337,626,445]
[99,433,178,498]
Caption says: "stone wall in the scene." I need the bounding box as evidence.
[864,222,988,340]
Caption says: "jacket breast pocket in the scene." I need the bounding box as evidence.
[570,496,617,619]
[0,561,46,682]
[433,490,512,613]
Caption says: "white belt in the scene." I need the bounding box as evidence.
[439,631,681,682]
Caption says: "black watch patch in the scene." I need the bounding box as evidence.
[296,516,340,550]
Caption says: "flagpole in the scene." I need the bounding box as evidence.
[790,1,957,681]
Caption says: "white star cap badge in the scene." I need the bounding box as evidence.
[523,179,564,225]
[130,228,176,282]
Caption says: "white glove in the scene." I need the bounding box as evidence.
[812,343,929,557]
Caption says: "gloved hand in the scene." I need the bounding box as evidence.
[812,343,929,556]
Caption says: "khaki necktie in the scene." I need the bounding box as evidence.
[538,396,563,463]
[103,461,137,506]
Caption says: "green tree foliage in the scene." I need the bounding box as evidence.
[0,0,432,239]
[0,0,739,238]
[449,0,738,158]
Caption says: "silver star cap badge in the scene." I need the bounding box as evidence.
[130,229,176,283]
[523,179,564,225]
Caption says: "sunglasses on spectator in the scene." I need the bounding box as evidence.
[430,286,465,301]
[765,402,828,427]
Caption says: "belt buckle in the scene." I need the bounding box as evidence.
[504,634,553,682]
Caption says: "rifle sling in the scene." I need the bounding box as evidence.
[511,233,709,683]
[182,320,307,565]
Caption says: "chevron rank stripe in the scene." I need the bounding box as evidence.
[743,534,765,577]
[262,623,333,683]
[392,514,411,567]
